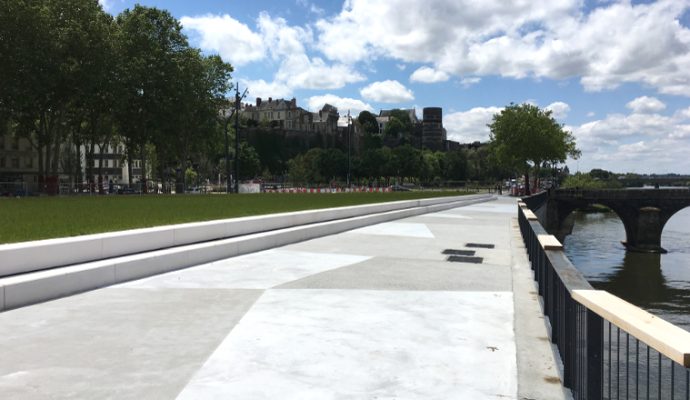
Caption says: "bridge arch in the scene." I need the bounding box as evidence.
[544,189,690,253]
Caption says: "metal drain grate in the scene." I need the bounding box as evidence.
[465,243,495,249]
[447,255,484,264]
[442,249,476,256]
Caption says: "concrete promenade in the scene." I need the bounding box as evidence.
[0,196,569,399]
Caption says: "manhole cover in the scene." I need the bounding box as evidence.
[442,249,476,256]
[466,243,495,249]
[447,255,484,264]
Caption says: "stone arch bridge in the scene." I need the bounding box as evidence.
[525,188,690,253]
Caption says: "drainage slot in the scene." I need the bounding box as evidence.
[447,255,483,264]
[465,243,495,249]
[442,249,476,256]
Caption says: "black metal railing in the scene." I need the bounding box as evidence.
[518,204,690,399]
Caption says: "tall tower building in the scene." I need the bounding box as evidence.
[422,107,445,151]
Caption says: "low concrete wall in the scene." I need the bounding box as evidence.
[0,194,487,278]
[0,195,493,311]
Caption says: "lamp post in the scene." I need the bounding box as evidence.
[347,110,351,188]
[223,113,231,194]
[233,83,248,194]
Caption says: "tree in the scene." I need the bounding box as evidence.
[238,142,261,180]
[488,103,580,195]
[443,149,468,181]
[114,5,189,188]
[357,111,379,135]
[392,144,421,183]
[0,0,115,192]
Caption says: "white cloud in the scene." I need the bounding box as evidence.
[296,0,325,15]
[183,12,365,95]
[410,66,450,83]
[307,94,373,115]
[546,101,570,120]
[460,77,481,88]
[315,0,690,96]
[239,79,292,100]
[444,106,502,143]
[568,104,690,173]
[360,80,414,103]
[181,14,265,67]
[275,54,365,90]
[626,96,666,114]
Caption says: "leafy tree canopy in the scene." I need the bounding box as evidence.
[488,103,580,194]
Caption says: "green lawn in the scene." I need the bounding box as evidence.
[0,191,470,244]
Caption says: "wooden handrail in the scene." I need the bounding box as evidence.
[572,290,690,367]
[523,209,538,220]
[537,234,563,250]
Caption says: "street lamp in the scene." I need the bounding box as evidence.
[234,83,248,194]
[347,110,351,188]
[222,107,233,194]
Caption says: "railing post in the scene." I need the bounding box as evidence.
[564,292,575,388]
[586,309,604,400]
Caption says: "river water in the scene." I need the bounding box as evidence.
[563,207,690,332]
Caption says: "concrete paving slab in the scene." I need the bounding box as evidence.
[176,289,517,400]
[276,256,512,291]
[348,221,435,238]
[0,288,262,400]
[119,249,371,290]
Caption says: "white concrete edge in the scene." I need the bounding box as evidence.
[0,195,494,311]
[0,194,489,277]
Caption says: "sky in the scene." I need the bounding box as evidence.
[99,0,690,174]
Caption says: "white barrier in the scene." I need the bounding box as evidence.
[0,194,486,278]
[0,195,493,311]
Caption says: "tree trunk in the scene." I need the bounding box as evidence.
[140,145,147,193]
[74,135,83,191]
[524,171,531,196]
[127,147,133,187]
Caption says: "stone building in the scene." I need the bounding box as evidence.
[241,97,339,134]
[376,108,419,134]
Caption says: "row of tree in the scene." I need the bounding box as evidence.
[0,0,233,192]
[285,145,489,186]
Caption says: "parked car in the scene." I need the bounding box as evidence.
[117,187,140,195]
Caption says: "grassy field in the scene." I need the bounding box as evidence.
[0,191,470,244]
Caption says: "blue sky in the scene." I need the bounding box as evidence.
[100,0,690,174]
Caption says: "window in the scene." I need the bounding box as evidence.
[0,157,5,168]
[0,137,4,150]
[11,158,19,168]
[278,112,281,119]
[26,157,33,168]
[12,138,19,150]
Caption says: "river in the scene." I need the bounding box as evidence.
[563,207,690,332]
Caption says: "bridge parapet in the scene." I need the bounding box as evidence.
[517,204,690,399]
[554,188,690,201]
